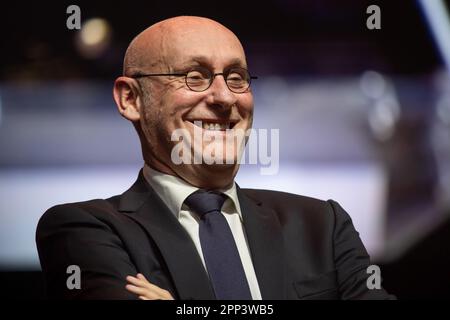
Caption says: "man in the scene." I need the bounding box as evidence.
[36,16,394,300]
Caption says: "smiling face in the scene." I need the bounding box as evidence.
[116,17,254,189]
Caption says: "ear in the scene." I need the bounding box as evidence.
[113,76,143,122]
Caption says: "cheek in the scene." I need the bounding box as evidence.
[238,94,254,117]
[142,105,177,155]
[168,86,213,117]
[141,97,172,143]
[141,103,159,136]
[153,92,200,136]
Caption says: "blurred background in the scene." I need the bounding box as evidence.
[1,0,449,299]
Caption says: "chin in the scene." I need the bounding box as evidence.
[178,163,239,190]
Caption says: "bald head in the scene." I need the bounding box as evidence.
[123,16,246,76]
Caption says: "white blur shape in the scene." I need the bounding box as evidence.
[76,18,112,59]
[360,70,401,142]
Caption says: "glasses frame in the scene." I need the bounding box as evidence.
[131,67,258,93]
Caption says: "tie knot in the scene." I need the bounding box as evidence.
[185,190,228,218]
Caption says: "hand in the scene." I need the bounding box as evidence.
[125,273,174,300]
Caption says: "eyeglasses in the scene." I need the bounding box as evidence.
[131,66,257,93]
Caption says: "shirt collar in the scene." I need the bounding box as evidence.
[142,164,242,219]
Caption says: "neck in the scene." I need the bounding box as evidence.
[144,159,236,190]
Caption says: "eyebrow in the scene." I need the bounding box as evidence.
[177,55,247,70]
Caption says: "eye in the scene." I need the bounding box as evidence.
[185,68,211,91]
[226,69,249,88]
[228,73,244,81]
[187,71,204,80]
[186,69,209,80]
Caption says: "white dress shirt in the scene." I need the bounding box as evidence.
[142,164,262,300]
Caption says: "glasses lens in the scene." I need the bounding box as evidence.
[186,68,211,92]
[226,68,250,93]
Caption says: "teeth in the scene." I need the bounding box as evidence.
[200,122,230,130]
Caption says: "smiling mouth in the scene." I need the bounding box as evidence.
[187,120,237,131]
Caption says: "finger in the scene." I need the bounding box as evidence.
[137,273,147,281]
[126,284,161,299]
[127,274,150,287]
[126,276,148,287]
[131,275,168,294]
[163,291,175,300]
[139,295,149,300]
[139,277,168,293]
[125,284,150,296]
[128,275,174,299]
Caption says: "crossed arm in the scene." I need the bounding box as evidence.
[36,204,174,300]
[37,201,394,300]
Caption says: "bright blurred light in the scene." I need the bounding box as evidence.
[360,70,386,99]
[80,18,109,46]
[360,71,401,141]
[76,18,112,59]
[369,98,398,141]
[418,0,450,71]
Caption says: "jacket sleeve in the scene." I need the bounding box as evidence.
[328,200,396,300]
[36,204,138,299]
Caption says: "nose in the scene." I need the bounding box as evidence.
[205,74,238,110]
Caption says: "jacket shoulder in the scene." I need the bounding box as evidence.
[37,197,121,232]
[240,188,337,228]
[241,188,330,212]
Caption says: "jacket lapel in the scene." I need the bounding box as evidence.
[119,171,215,300]
[237,186,286,299]
[117,171,286,300]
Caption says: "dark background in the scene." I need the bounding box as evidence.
[1,0,441,80]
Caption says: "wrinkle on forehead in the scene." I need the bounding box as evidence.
[123,16,245,76]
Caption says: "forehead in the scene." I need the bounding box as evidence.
[161,24,247,69]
